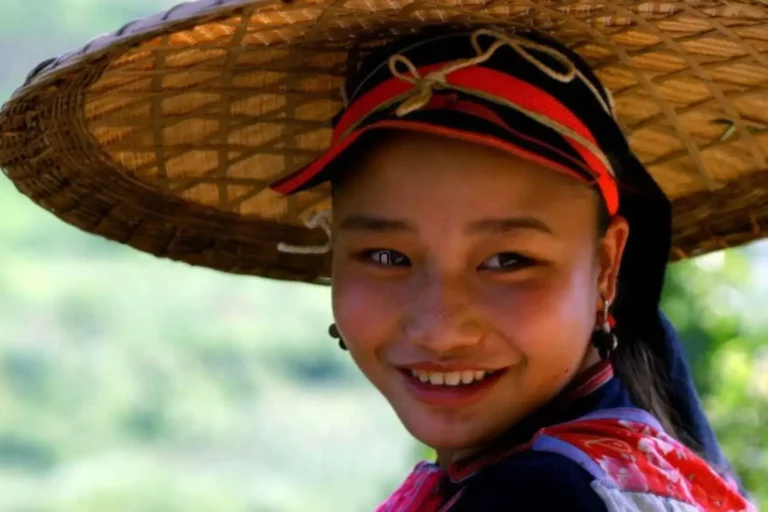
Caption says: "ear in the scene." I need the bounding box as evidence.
[597,215,630,305]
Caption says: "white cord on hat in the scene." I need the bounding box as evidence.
[339,84,350,109]
[277,209,333,254]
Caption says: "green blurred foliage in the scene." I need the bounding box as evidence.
[0,183,414,512]
[1,1,767,510]
[662,250,768,500]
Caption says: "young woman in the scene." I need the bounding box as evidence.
[270,28,754,511]
[0,1,764,510]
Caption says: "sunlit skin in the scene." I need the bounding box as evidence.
[330,131,629,468]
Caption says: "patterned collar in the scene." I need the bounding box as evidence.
[443,360,615,483]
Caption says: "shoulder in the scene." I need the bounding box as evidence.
[457,450,608,512]
[530,410,755,512]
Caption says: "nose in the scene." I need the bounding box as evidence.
[402,273,484,353]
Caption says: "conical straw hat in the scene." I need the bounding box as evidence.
[1,0,767,283]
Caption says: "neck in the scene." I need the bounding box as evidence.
[435,347,604,470]
[578,346,603,373]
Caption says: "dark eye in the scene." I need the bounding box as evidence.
[480,252,535,271]
[363,249,411,267]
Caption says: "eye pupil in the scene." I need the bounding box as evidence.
[369,249,408,267]
[481,252,532,271]
[499,255,517,267]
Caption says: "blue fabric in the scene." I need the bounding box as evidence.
[659,310,747,496]
[447,375,632,511]
[452,451,609,511]
[447,359,750,510]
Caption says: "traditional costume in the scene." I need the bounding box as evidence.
[1,1,765,510]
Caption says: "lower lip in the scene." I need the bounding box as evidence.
[398,369,506,408]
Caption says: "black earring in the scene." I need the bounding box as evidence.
[592,298,618,360]
[329,323,347,351]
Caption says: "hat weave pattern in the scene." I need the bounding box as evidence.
[1,0,767,281]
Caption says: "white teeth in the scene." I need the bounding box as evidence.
[429,372,445,385]
[408,369,496,386]
[444,372,462,386]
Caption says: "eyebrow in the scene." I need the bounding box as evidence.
[338,214,552,235]
[338,215,415,233]
[466,216,553,235]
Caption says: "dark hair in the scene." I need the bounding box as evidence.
[593,204,683,443]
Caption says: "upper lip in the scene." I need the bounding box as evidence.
[396,362,505,372]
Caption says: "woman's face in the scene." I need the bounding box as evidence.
[331,131,628,457]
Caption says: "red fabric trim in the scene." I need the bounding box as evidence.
[422,94,509,131]
[333,62,447,140]
[271,63,620,214]
[332,65,614,195]
[272,118,593,195]
[447,440,533,483]
[437,489,464,512]
[556,361,614,407]
[335,65,597,147]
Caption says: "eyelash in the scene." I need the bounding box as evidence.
[359,250,536,271]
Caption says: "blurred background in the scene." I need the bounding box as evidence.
[0,1,766,510]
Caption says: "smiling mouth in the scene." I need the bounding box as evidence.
[397,367,507,407]
[406,369,502,386]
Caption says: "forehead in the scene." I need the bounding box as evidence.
[332,131,596,215]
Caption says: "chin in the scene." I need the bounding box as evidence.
[397,406,504,454]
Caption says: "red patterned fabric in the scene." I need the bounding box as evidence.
[374,462,445,512]
[375,410,754,512]
[536,414,754,511]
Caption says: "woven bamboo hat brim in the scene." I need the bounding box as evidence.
[1,0,767,283]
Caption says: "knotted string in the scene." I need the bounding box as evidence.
[388,29,616,177]
[277,28,619,254]
[388,28,584,117]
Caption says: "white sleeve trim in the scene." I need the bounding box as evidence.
[591,481,756,512]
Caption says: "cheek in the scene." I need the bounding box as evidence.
[331,269,403,351]
[484,268,596,359]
